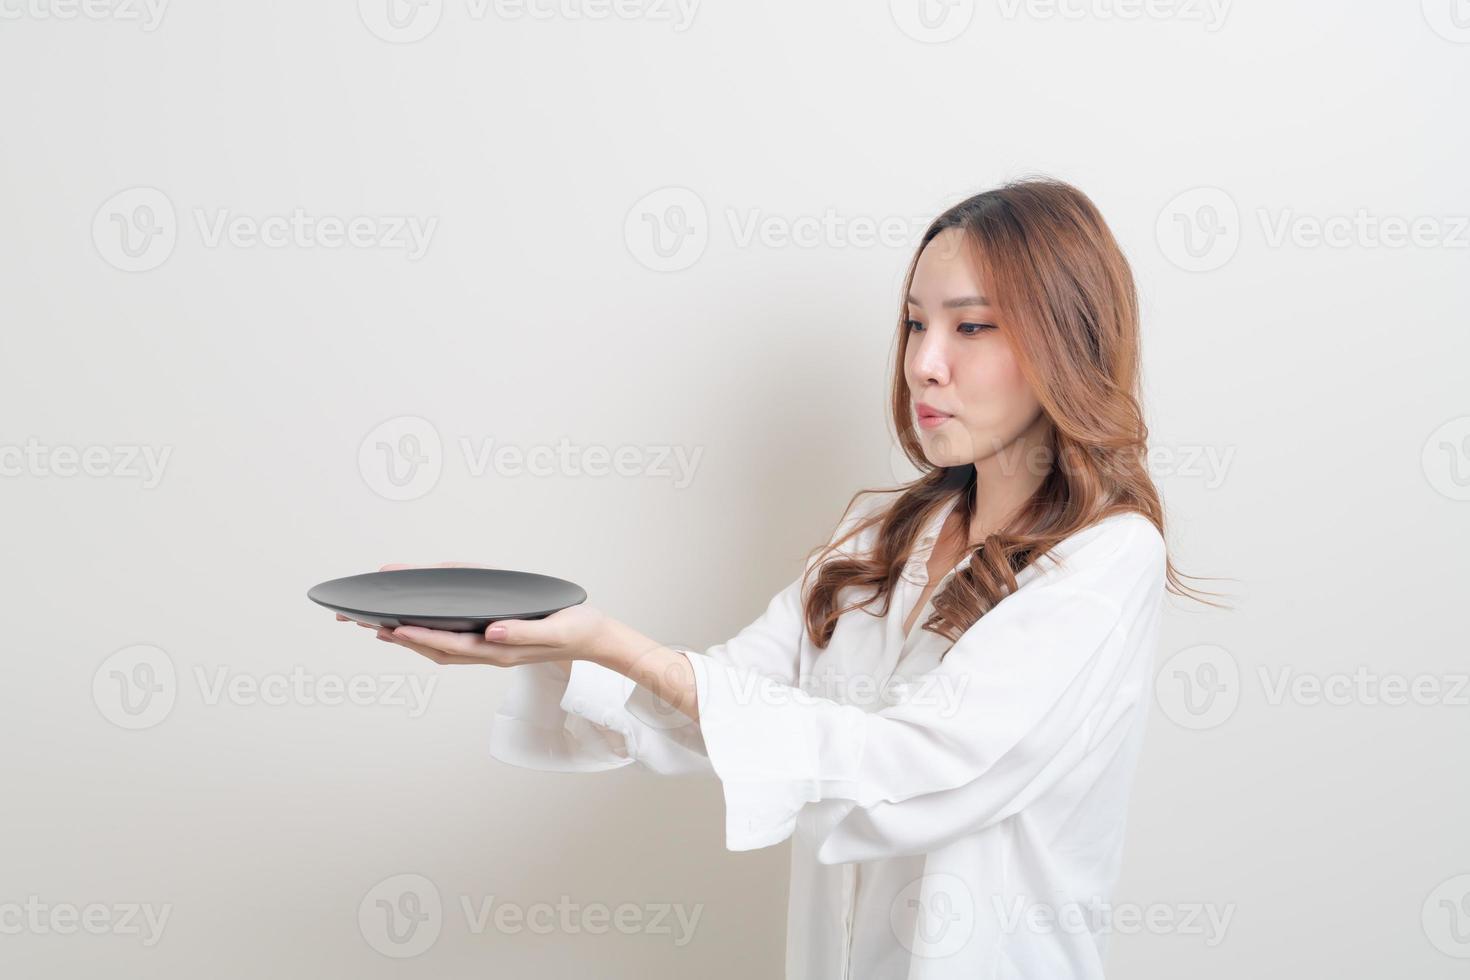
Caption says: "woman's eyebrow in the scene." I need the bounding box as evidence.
[905,293,991,309]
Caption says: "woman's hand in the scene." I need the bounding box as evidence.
[334,563,610,669]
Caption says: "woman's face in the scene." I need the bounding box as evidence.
[903,227,1047,470]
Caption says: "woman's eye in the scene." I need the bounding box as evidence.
[906,319,994,335]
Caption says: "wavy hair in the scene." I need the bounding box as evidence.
[801,177,1228,651]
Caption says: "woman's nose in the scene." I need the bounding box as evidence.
[912,335,949,385]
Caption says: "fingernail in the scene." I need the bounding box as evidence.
[486,625,507,640]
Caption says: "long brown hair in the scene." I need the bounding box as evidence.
[802,176,1227,651]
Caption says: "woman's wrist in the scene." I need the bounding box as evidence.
[581,617,635,672]
[582,619,700,722]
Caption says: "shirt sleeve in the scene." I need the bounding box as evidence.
[487,572,805,777]
[684,514,1169,862]
[487,493,892,778]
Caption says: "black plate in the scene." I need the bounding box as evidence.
[308,567,587,633]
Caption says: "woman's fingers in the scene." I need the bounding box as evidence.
[379,624,562,667]
[376,628,473,665]
[377,561,489,572]
[392,626,499,658]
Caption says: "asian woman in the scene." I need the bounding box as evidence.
[340,176,1220,979]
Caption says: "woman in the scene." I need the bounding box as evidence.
[344,177,1218,978]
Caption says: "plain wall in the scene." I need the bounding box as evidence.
[2,2,1467,976]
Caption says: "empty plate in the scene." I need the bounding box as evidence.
[308,567,587,633]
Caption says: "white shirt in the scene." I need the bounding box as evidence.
[489,490,1168,979]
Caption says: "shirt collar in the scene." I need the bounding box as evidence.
[918,492,965,547]
[903,492,968,584]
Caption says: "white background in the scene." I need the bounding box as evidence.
[2,0,1467,976]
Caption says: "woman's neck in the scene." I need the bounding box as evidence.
[968,412,1054,541]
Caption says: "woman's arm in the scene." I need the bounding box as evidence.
[588,514,1168,861]
[585,619,701,723]
[369,493,892,777]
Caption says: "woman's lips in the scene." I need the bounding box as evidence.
[916,407,953,430]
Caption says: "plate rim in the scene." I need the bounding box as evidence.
[306,566,587,622]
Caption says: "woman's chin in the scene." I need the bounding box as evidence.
[919,429,975,465]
